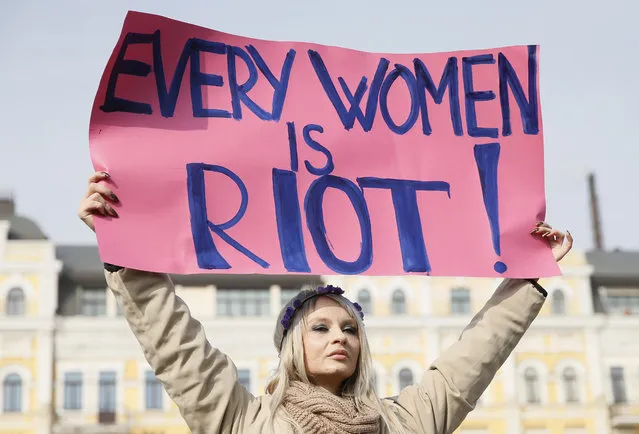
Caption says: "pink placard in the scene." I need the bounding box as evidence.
[89,11,559,277]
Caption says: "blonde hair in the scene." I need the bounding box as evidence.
[265,293,406,433]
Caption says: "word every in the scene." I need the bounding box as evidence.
[100,30,539,138]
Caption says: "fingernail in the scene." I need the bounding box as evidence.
[112,209,119,218]
[103,172,110,178]
[110,193,119,203]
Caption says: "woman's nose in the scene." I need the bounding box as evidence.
[331,329,347,343]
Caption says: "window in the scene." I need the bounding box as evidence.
[611,366,627,403]
[64,372,83,410]
[81,289,106,316]
[357,290,372,315]
[524,367,540,404]
[391,289,406,315]
[216,289,270,317]
[280,289,299,308]
[398,368,413,391]
[6,288,25,316]
[145,370,163,410]
[3,374,22,412]
[551,290,566,315]
[238,369,251,392]
[98,371,116,413]
[451,288,470,315]
[606,292,639,315]
[562,367,579,403]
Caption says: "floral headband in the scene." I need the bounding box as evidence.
[273,285,365,352]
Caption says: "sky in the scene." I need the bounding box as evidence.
[0,0,637,251]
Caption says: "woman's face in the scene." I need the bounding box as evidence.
[301,296,361,394]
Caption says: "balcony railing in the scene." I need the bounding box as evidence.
[610,403,639,427]
[98,411,116,424]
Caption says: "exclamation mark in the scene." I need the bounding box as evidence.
[473,143,507,274]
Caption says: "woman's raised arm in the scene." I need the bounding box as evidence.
[391,224,572,433]
[79,172,256,433]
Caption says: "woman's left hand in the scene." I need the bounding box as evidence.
[531,222,573,263]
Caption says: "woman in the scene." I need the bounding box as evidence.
[79,171,573,434]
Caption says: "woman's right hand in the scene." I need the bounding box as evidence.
[78,171,120,232]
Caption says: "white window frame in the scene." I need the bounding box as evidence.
[554,360,586,404]
[57,362,124,417]
[138,361,171,412]
[390,361,422,395]
[385,277,414,316]
[391,289,407,315]
[450,287,471,315]
[345,278,377,316]
[609,365,628,404]
[356,289,373,316]
[0,365,31,414]
[516,360,548,405]
[550,288,567,315]
[233,361,259,395]
[0,275,34,316]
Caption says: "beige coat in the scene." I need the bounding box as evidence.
[105,269,546,434]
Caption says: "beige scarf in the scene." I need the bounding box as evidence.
[283,381,381,434]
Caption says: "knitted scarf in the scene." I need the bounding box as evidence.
[283,381,381,434]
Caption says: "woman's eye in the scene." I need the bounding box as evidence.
[312,325,328,332]
[344,327,357,335]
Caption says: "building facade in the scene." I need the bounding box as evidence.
[1,199,638,434]
[0,198,61,434]
[331,249,609,434]
[588,250,639,434]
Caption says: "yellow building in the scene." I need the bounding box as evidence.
[2,196,639,434]
[331,248,607,434]
[587,250,639,434]
[0,196,61,434]
[53,244,321,434]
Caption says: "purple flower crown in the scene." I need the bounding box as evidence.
[280,285,365,332]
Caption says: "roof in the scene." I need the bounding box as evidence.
[55,245,322,289]
[586,250,639,286]
[7,215,48,240]
[56,245,104,284]
[0,197,48,240]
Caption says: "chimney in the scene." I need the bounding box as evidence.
[0,191,15,218]
[588,173,603,250]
